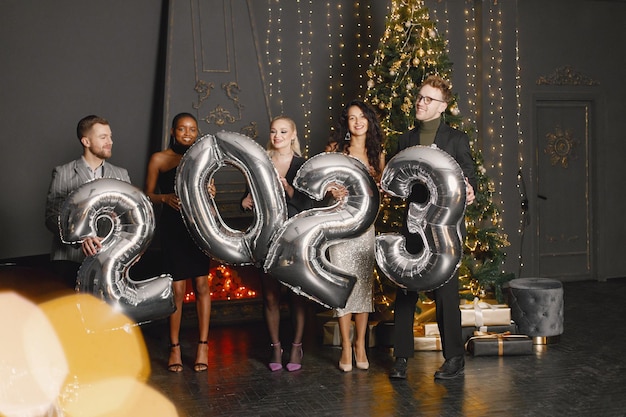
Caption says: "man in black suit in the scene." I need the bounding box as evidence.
[389,75,476,380]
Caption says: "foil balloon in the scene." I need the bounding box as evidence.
[264,153,380,308]
[176,130,287,265]
[375,145,466,292]
[59,178,175,323]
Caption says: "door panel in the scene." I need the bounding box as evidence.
[534,100,592,280]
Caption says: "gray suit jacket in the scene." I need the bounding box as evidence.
[45,157,131,262]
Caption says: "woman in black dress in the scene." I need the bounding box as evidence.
[241,116,313,371]
[145,112,214,372]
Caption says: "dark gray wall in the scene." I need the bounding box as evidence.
[0,0,166,259]
[517,0,626,280]
[2,0,625,282]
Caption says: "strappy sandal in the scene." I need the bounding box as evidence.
[194,341,208,372]
[168,343,183,373]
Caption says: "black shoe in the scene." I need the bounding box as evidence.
[434,355,465,380]
[389,357,408,379]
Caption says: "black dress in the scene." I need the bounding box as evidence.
[240,154,313,218]
[158,167,211,281]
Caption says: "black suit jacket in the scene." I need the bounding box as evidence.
[394,121,477,251]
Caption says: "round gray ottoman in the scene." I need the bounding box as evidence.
[507,277,564,344]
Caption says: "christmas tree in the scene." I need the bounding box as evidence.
[365,0,513,302]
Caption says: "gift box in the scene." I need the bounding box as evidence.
[466,334,533,356]
[322,320,377,347]
[461,322,518,342]
[415,302,437,324]
[460,298,511,327]
[414,335,442,351]
[414,322,439,337]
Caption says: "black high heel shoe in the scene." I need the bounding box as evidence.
[194,341,208,372]
[168,343,183,373]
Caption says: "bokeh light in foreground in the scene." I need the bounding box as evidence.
[0,291,178,417]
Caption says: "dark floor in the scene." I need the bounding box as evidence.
[2,263,626,417]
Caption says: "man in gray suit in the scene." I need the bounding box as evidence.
[45,115,131,287]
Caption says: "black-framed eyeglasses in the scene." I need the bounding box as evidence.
[416,94,446,105]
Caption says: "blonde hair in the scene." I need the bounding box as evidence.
[266,115,302,156]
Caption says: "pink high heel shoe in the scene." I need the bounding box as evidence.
[286,343,303,372]
[269,342,283,372]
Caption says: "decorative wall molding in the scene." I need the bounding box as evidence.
[544,125,578,168]
[536,65,599,86]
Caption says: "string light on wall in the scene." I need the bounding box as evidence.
[276,3,283,111]
[265,0,284,113]
[265,1,274,110]
[297,0,314,156]
[326,1,346,126]
[326,2,335,124]
[354,2,374,95]
[515,13,526,275]
[431,1,475,125]
[463,3,478,129]
[337,3,346,108]
[485,1,506,218]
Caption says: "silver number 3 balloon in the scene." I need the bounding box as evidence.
[264,153,380,308]
[375,145,467,292]
[59,178,175,323]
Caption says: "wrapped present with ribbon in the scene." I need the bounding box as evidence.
[423,322,439,336]
[414,335,442,351]
[460,297,511,327]
[413,322,439,337]
[465,332,533,356]
[461,322,518,342]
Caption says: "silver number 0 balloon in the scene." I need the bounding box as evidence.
[176,131,288,265]
[264,153,380,308]
[375,145,467,292]
[59,178,175,322]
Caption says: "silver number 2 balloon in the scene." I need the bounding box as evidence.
[264,153,380,308]
[375,145,467,292]
[176,131,287,266]
[59,178,175,323]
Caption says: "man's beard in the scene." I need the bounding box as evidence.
[92,148,112,160]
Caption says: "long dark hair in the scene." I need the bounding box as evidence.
[332,100,385,177]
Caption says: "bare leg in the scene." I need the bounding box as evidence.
[353,312,369,366]
[338,313,353,366]
[261,274,282,366]
[288,294,307,366]
[168,279,186,372]
[194,274,211,371]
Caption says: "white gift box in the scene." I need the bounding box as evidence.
[414,335,442,351]
[423,322,440,336]
[460,298,511,327]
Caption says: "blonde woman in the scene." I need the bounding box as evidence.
[241,116,313,371]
